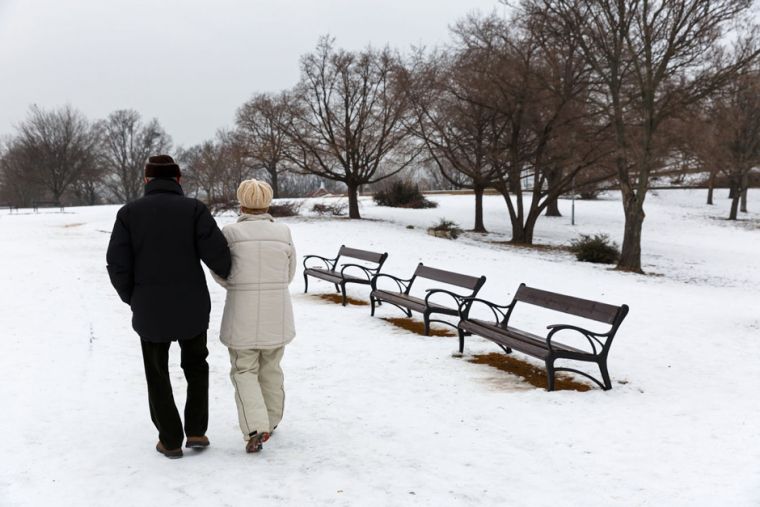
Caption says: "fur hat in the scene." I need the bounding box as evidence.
[145,155,181,178]
[237,179,273,210]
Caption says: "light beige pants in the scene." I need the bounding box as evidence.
[228,346,285,438]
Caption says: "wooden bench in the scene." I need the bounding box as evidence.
[457,283,629,391]
[303,245,388,306]
[370,263,486,335]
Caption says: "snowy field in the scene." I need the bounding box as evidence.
[1,189,759,506]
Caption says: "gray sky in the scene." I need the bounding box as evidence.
[0,0,503,147]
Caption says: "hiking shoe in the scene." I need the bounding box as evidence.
[246,432,270,453]
[185,436,210,450]
[156,441,183,459]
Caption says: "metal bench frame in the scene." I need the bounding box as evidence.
[457,283,629,391]
[370,263,486,335]
[303,245,388,306]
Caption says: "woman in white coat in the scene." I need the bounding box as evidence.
[213,179,296,453]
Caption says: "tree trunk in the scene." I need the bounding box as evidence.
[269,168,279,199]
[509,218,534,244]
[545,195,561,216]
[706,170,716,205]
[472,186,487,233]
[728,178,741,219]
[740,173,748,213]
[347,183,361,219]
[617,196,645,273]
[545,168,562,217]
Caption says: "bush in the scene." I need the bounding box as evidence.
[427,218,463,240]
[373,180,437,209]
[268,200,302,217]
[311,201,347,216]
[569,233,620,264]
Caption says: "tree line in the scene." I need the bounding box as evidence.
[1,0,758,273]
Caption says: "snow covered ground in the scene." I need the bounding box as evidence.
[1,189,758,506]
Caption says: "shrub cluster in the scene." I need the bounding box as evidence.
[569,233,620,264]
[311,201,347,216]
[268,200,302,217]
[373,180,438,209]
[427,218,463,240]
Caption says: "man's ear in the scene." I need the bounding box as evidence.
[176,176,182,184]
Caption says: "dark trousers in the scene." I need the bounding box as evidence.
[140,332,209,449]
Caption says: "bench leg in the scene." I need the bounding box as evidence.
[599,361,612,390]
[457,328,465,354]
[334,283,340,293]
[546,358,556,392]
[370,296,376,316]
[303,273,309,294]
[340,282,347,306]
[423,312,430,336]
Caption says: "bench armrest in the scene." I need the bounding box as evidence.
[424,288,468,308]
[458,297,512,324]
[546,324,605,355]
[371,273,412,293]
[340,263,376,281]
[303,255,337,271]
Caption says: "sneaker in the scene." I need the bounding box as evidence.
[185,436,210,450]
[246,432,270,453]
[156,441,183,459]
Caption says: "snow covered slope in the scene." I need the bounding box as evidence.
[1,189,758,506]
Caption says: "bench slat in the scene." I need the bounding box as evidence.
[338,246,386,263]
[414,264,483,289]
[371,290,458,314]
[515,285,621,324]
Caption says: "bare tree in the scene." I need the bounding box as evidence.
[97,109,171,203]
[282,37,419,219]
[0,139,45,206]
[236,92,291,198]
[690,67,760,219]
[529,0,760,272]
[453,13,612,244]
[180,130,252,207]
[405,49,503,232]
[14,105,99,205]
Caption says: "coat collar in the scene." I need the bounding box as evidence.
[237,213,274,223]
[145,178,184,196]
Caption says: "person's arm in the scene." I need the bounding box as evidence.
[195,201,232,279]
[287,229,297,284]
[210,228,231,289]
[106,206,134,304]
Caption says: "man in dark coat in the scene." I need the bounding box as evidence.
[106,154,231,459]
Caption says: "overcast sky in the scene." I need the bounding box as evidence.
[0,0,504,147]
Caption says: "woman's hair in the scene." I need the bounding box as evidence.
[240,206,268,215]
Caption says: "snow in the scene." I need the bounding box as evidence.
[1,189,758,506]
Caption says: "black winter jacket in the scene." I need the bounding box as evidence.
[106,178,231,342]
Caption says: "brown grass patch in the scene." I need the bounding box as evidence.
[317,293,369,306]
[468,352,591,392]
[62,223,85,228]
[381,317,456,337]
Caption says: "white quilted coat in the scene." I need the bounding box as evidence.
[213,213,296,349]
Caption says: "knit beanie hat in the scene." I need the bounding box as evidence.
[145,155,181,178]
[237,179,273,210]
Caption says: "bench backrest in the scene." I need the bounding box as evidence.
[513,284,626,324]
[411,263,486,292]
[336,245,388,266]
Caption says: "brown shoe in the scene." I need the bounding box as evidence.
[245,432,270,453]
[156,441,183,459]
[185,436,210,450]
